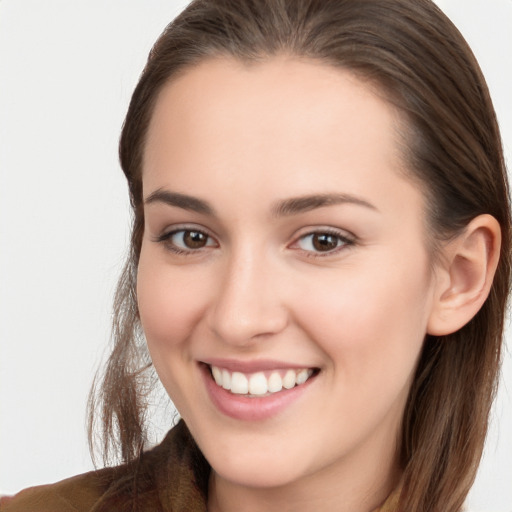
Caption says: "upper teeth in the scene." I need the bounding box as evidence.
[210,366,314,396]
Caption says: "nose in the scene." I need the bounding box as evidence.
[207,248,288,346]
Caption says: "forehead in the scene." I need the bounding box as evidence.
[142,56,423,219]
[145,57,400,166]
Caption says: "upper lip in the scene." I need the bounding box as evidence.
[200,358,317,373]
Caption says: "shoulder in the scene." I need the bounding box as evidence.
[0,421,209,512]
[0,466,118,512]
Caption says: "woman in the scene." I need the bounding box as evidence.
[2,0,509,511]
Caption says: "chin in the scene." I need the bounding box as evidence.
[209,452,307,489]
[189,422,315,489]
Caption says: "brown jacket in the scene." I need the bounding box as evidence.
[1,421,400,511]
[0,421,209,512]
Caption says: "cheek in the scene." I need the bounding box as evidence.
[136,247,214,414]
[136,247,208,353]
[293,253,433,391]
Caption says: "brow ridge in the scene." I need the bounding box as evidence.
[144,189,214,215]
[144,189,376,217]
[272,193,377,217]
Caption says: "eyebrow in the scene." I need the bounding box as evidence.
[144,189,215,215]
[271,193,377,216]
[144,189,377,217]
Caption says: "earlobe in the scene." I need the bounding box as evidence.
[427,214,501,336]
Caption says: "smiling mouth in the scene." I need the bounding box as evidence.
[207,364,319,397]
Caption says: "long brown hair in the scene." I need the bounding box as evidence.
[88,1,511,510]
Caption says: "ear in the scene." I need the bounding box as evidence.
[427,214,501,336]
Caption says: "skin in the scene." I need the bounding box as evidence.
[137,57,447,512]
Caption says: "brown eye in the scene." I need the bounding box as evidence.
[162,229,216,252]
[183,230,208,249]
[295,231,353,254]
[312,233,339,251]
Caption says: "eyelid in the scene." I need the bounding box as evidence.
[152,224,219,253]
[288,226,356,256]
[151,224,355,257]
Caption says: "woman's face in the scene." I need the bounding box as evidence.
[137,58,438,492]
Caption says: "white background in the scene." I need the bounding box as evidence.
[0,1,510,510]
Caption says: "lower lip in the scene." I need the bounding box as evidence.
[200,364,316,421]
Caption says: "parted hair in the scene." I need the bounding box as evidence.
[88,1,511,511]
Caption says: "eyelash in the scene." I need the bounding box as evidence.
[291,228,356,258]
[153,227,217,255]
[153,227,356,258]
